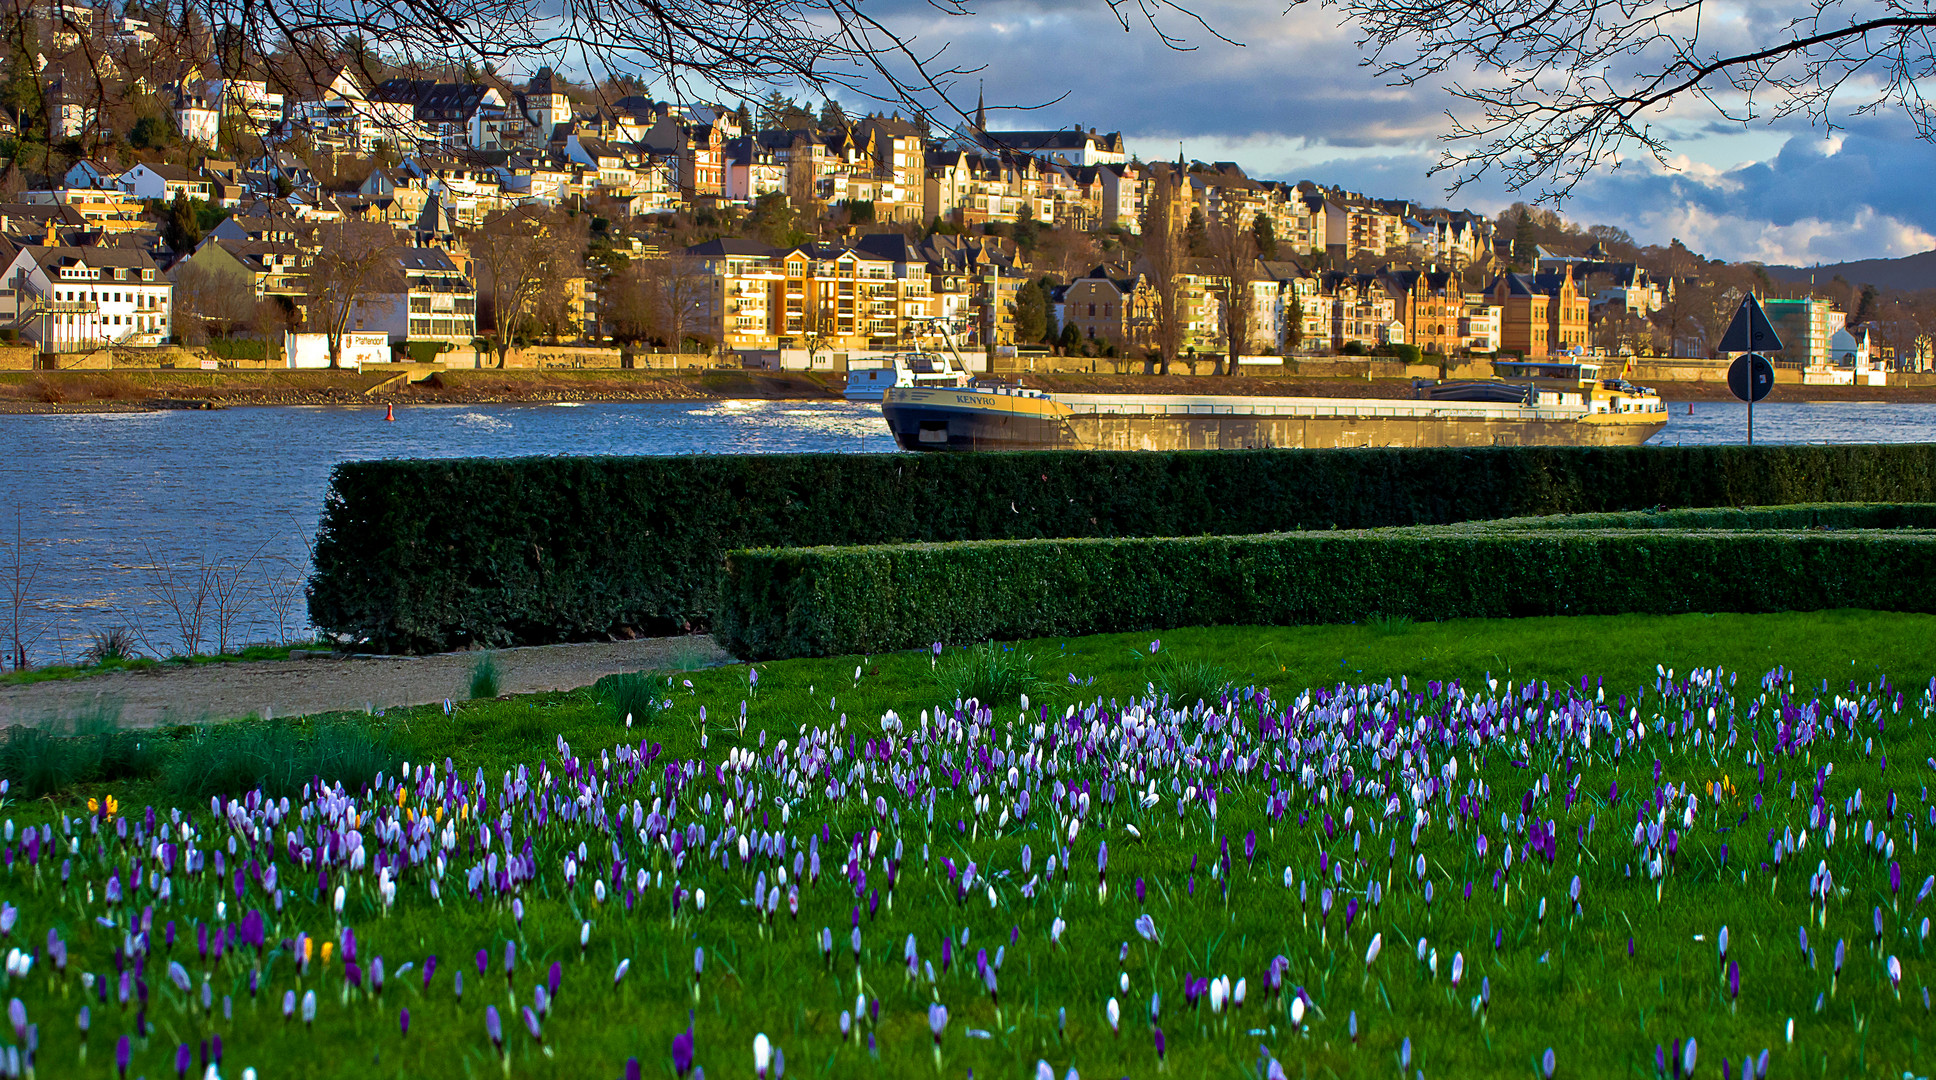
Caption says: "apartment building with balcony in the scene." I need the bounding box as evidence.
[686,238,788,352]
[1461,294,1504,354]
[5,244,171,350]
[206,78,285,138]
[339,247,476,345]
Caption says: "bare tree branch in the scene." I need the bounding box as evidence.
[1302,0,1936,200]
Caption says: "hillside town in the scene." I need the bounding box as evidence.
[0,9,1930,379]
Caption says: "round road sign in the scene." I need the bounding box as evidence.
[1728,353,1774,403]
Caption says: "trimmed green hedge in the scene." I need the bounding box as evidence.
[308,445,1936,652]
[1468,503,1936,532]
[714,528,1936,659]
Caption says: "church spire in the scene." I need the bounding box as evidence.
[974,80,985,133]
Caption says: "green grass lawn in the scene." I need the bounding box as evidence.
[1,610,1932,1078]
[0,643,322,688]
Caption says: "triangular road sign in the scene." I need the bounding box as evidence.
[1718,294,1783,354]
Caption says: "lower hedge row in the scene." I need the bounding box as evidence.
[713,528,1936,659]
[1469,503,1936,532]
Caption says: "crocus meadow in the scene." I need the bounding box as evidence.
[0,651,1930,1077]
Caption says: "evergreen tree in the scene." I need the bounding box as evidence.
[1058,321,1082,353]
[1185,206,1209,257]
[1013,203,1039,250]
[162,194,206,252]
[747,191,804,247]
[757,92,814,132]
[1512,207,1535,269]
[1014,279,1048,343]
[1252,211,1277,261]
[817,98,848,134]
[1853,282,1879,326]
[1282,292,1303,361]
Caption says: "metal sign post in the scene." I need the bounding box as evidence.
[1719,296,1782,445]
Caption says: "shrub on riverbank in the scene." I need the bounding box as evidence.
[308,446,1936,653]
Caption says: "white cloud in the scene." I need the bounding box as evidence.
[1629,205,1936,266]
[834,0,1936,263]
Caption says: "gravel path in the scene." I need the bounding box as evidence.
[0,637,733,728]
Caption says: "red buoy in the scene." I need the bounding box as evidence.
[385,403,395,422]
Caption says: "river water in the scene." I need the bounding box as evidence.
[3,398,1933,666]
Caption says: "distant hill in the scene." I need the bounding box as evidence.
[1765,250,1936,293]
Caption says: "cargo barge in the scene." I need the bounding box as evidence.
[881,362,1667,451]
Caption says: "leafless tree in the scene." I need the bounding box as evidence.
[799,299,835,369]
[641,255,714,353]
[303,221,403,368]
[531,228,592,345]
[135,543,213,659]
[1,511,44,670]
[602,262,657,347]
[1592,302,1657,357]
[1138,163,1188,376]
[208,540,272,656]
[1311,0,1936,200]
[171,259,258,344]
[470,205,585,366]
[261,556,306,645]
[1032,227,1103,284]
[1207,216,1259,376]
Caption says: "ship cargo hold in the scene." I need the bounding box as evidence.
[881,365,1667,451]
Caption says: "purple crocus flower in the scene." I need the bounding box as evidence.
[505,941,517,983]
[1153,1026,1166,1059]
[522,1005,541,1042]
[116,1034,130,1078]
[485,1005,503,1051]
[175,1042,191,1078]
[928,1003,948,1044]
[400,1008,409,1036]
[673,1027,695,1075]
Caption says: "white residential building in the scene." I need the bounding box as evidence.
[345,248,477,346]
[3,245,171,350]
[116,163,211,202]
[207,79,285,137]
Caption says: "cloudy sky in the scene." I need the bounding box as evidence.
[839,0,1936,266]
